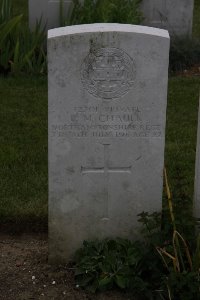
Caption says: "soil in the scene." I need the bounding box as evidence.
[176,64,200,77]
[0,234,135,300]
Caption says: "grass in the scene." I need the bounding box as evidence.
[0,75,200,230]
[166,77,200,198]
[165,77,200,235]
[0,75,47,230]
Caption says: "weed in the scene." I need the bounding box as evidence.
[74,169,200,299]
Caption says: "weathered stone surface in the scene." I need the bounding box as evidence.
[29,0,73,31]
[141,0,194,37]
[194,97,200,228]
[48,24,170,263]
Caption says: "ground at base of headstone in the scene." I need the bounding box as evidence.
[176,64,200,77]
[0,234,136,300]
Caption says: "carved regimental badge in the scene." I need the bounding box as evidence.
[81,47,136,99]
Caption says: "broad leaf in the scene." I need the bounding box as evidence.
[0,14,22,46]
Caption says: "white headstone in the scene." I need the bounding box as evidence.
[29,0,73,31]
[48,23,170,263]
[194,97,200,229]
[141,0,194,37]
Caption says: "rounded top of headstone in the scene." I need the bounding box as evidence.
[48,23,170,39]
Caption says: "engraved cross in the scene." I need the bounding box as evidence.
[81,144,132,219]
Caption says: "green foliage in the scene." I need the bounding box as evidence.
[12,0,28,25]
[0,75,48,230]
[59,0,74,27]
[75,234,200,299]
[166,271,200,300]
[165,76,200,240]
[0,0,12,22]
[139,210,200,300]
[156,232,200,300]
[74,209,200,299]
[10,20,47,74]
[0,0,22,72]
[74,213,168,297]
[0,0,46,75]
[75,238,163,298]
[69,0,142,25]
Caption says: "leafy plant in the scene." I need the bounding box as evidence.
[0,0,46,75]
[75,238,160,297]
[74,212,167,298]
[0,0,22,72]
[68,0,143,25]
[0,0,12,23]
[74,169,200,299]
[10,19,47,74]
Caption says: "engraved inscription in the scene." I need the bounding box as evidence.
[51,105,163,139]
[81,48,136,99]
[81,143,132,218]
